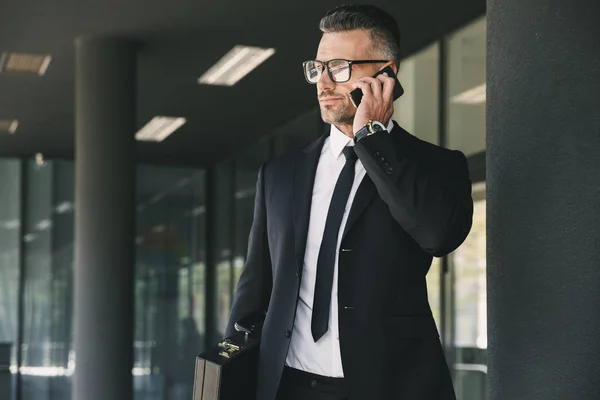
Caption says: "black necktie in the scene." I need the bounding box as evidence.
[311,146,358,342]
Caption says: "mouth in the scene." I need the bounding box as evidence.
[319,97,344,105]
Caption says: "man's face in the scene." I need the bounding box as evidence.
[315,30,383,126]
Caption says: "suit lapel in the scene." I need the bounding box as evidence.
[293,135,327,275]
[341,174,377,242]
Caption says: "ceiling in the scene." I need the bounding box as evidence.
[0,0,485,167]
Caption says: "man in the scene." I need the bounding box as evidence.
[226,5,473,400]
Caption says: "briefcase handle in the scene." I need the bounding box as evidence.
[234,310,266,335]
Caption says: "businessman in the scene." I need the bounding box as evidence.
[226,5,473,400]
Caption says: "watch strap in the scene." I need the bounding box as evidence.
[354,120,386,144]
[353,125,371,143]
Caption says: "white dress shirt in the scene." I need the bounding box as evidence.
[285,120,394,377]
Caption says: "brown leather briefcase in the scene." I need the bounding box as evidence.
[193,312,264,400]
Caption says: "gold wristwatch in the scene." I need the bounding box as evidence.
[354,120,386,143]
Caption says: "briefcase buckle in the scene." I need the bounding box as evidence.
[217,339,240,359]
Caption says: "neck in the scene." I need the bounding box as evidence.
[335,124,355,138]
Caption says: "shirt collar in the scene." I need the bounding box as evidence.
[329,120,395,159]
[329,124,353,159]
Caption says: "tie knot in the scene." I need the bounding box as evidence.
[342,146,357,162]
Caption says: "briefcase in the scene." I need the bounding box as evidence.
[193,312,265,400]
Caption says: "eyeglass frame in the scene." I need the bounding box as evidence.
[302,59,390,84]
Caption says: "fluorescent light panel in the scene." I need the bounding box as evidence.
[135,116,186,142]
[198,45,275,86]
[0,52,51,75]
[451,83,486,104]
[0,119,19,134]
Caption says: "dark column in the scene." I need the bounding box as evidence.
[73,37,136,400]
[487,1,600,399]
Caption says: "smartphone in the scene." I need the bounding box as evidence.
[350,65,404,108]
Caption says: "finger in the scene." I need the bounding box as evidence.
[353,81,373,100]
[359,76,384,100]
[378,74,395,102]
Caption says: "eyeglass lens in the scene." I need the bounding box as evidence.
[304,60,351,83]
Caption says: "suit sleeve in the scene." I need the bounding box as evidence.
[225,163,273,337]
[354,131,474,257]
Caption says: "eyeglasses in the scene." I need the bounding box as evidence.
[302,59,389,84]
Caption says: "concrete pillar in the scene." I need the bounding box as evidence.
[487,0,600,398]
[73,37,136,400]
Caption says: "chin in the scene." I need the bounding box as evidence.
[320,107,348,124]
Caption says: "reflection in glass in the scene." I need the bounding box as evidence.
[21,160,74,400]
[0,159,21,400]
[454,182,486,348]
[134,166,206,400]
[446,17,487,155]
[452,182,487,400]
[214,160,234,339]
[393,42,440,145]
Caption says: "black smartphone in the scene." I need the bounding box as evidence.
[349,65,404,108]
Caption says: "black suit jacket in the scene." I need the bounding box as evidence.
[226,123,473,400]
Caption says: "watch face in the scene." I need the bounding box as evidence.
[370,121,386,132]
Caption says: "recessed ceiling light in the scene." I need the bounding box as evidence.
[0,119,19,134]
[198,45,276,86]
[135,116,186,142]
[451,83,486,104]
[0,52,52,75]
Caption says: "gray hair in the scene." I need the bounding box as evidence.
[319,5,402,66]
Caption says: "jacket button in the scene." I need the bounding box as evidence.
[386,167,393,174]
[285,329,292,338]
[374,151,380,156]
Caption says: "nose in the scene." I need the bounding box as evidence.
[316,69,334,93]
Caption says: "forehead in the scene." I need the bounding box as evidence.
[316,30,373,61]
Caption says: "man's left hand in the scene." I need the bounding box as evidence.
[351,72,395,135]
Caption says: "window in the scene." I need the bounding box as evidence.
[135,165,206,400]
[393,42,440,145]
[451,182,487,399]
[0,159,21,399]
[446,17,487,155]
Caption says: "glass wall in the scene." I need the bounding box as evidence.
[21,160,74,400]
[447,17,487,156]
[0,158,206,400]
[445,16,487,399]
[213,159,235,339]
[394,42,440,146]
[134,165,206,400]
[0,159,21,400]
[452,182,487,399]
